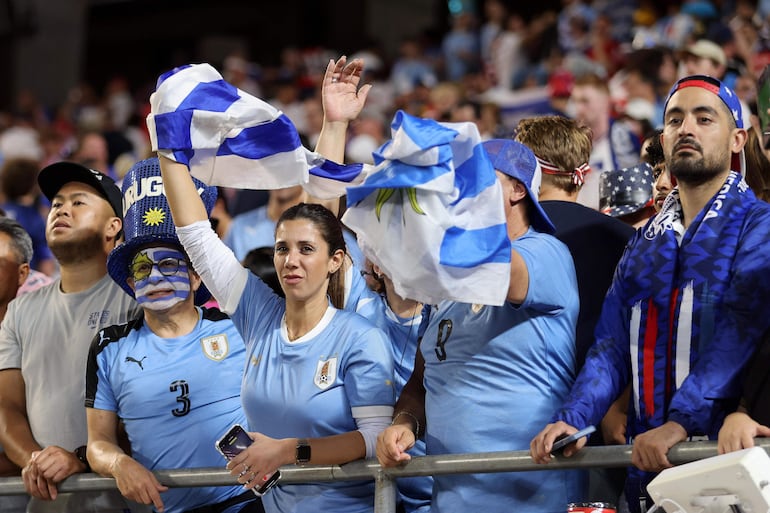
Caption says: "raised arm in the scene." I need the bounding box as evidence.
[311,56,372,216]
[157,156,209,227]
[315,56,372,163]
[159,155,248,313]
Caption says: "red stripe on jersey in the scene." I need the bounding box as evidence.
[665,288,680,404]
[643,298,658,417]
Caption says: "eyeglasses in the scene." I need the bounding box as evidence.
[130,257,187,282]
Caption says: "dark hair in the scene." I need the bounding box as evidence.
[243,246,284,298]
[642,129,665,167]
[1,158,39,200]
[276,203,347,308]
[0,217,33,264]
[744,127,770,202]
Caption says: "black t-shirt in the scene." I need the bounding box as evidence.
[541,200,635,371]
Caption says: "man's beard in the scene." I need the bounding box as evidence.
[49,230,105,265]
[668,142,730,187]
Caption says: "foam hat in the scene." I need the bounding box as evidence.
[481,139,556,234]
[599,162,655,218]
[107,157,217,304]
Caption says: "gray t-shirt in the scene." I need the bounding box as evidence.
[0,273,143,513]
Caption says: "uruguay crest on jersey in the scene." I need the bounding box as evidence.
[201,334,229,361]
[314,357,338,390]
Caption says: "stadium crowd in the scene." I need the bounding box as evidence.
[2,1,770,513]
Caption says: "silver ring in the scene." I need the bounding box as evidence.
[331,77,338,83]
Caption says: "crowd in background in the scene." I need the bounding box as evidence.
[4,1,770,266]
[2,2,770,513]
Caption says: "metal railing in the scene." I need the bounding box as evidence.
[2,440,769,513]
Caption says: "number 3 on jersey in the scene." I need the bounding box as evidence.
[170,379,190,417]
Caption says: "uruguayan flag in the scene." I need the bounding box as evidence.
[147,63,362,198]
[147,64,511,306]
[342,111,511,306]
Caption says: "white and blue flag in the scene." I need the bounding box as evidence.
[342,112,511,306]
[147,64,511,306]
[147,63,362,198]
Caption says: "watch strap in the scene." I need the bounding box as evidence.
[74,445,91,472]
[295,438,311,466]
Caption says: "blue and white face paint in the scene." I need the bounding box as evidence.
[130,246,192,311]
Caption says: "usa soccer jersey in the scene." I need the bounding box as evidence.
[86,307,249,513]
[556,172,770,512]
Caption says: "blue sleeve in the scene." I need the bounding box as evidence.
[668,214,770,434]
[513,233,577,314]
[342,321,395,409]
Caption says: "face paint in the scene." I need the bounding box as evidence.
[131,247,191,311]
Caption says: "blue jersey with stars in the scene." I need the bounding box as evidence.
[233,273,395,513]
[85,307,249,513]
[420,228,584,513]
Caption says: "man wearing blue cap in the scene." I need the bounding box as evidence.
[85,158,264,513]
[378,140,583,513]
[531,75,770,513]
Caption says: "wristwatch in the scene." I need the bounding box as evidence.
[74,445,91,472]
[295,438,311,466]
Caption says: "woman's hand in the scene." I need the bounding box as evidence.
[321,56,372,126]
[225,432,293,491]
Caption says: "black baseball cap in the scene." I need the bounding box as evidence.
[37,162,123,219]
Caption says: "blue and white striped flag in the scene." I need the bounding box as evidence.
[147,63,362,198]
[147,64,511,306]
[342,111,511,306]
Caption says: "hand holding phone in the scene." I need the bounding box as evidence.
[215,424,280,496]
[551,425,596,454]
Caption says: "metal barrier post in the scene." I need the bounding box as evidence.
[374,469,397,513]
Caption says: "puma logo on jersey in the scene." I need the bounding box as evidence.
[125,356,147,370]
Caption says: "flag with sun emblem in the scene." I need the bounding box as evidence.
[107,157,218,305]
[342,112,511,306]
[145,65,511,306]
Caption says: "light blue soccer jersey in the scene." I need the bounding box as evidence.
[420,228,584,513]
[357,294,431,513]
[86,307,250,513]
[223,205,276,262]
[233,274,395,513]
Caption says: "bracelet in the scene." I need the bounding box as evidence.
[392,411,420,437]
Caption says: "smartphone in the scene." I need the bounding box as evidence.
[551,425,596,454]
[758,65,770,149]
[215,424,280,496]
